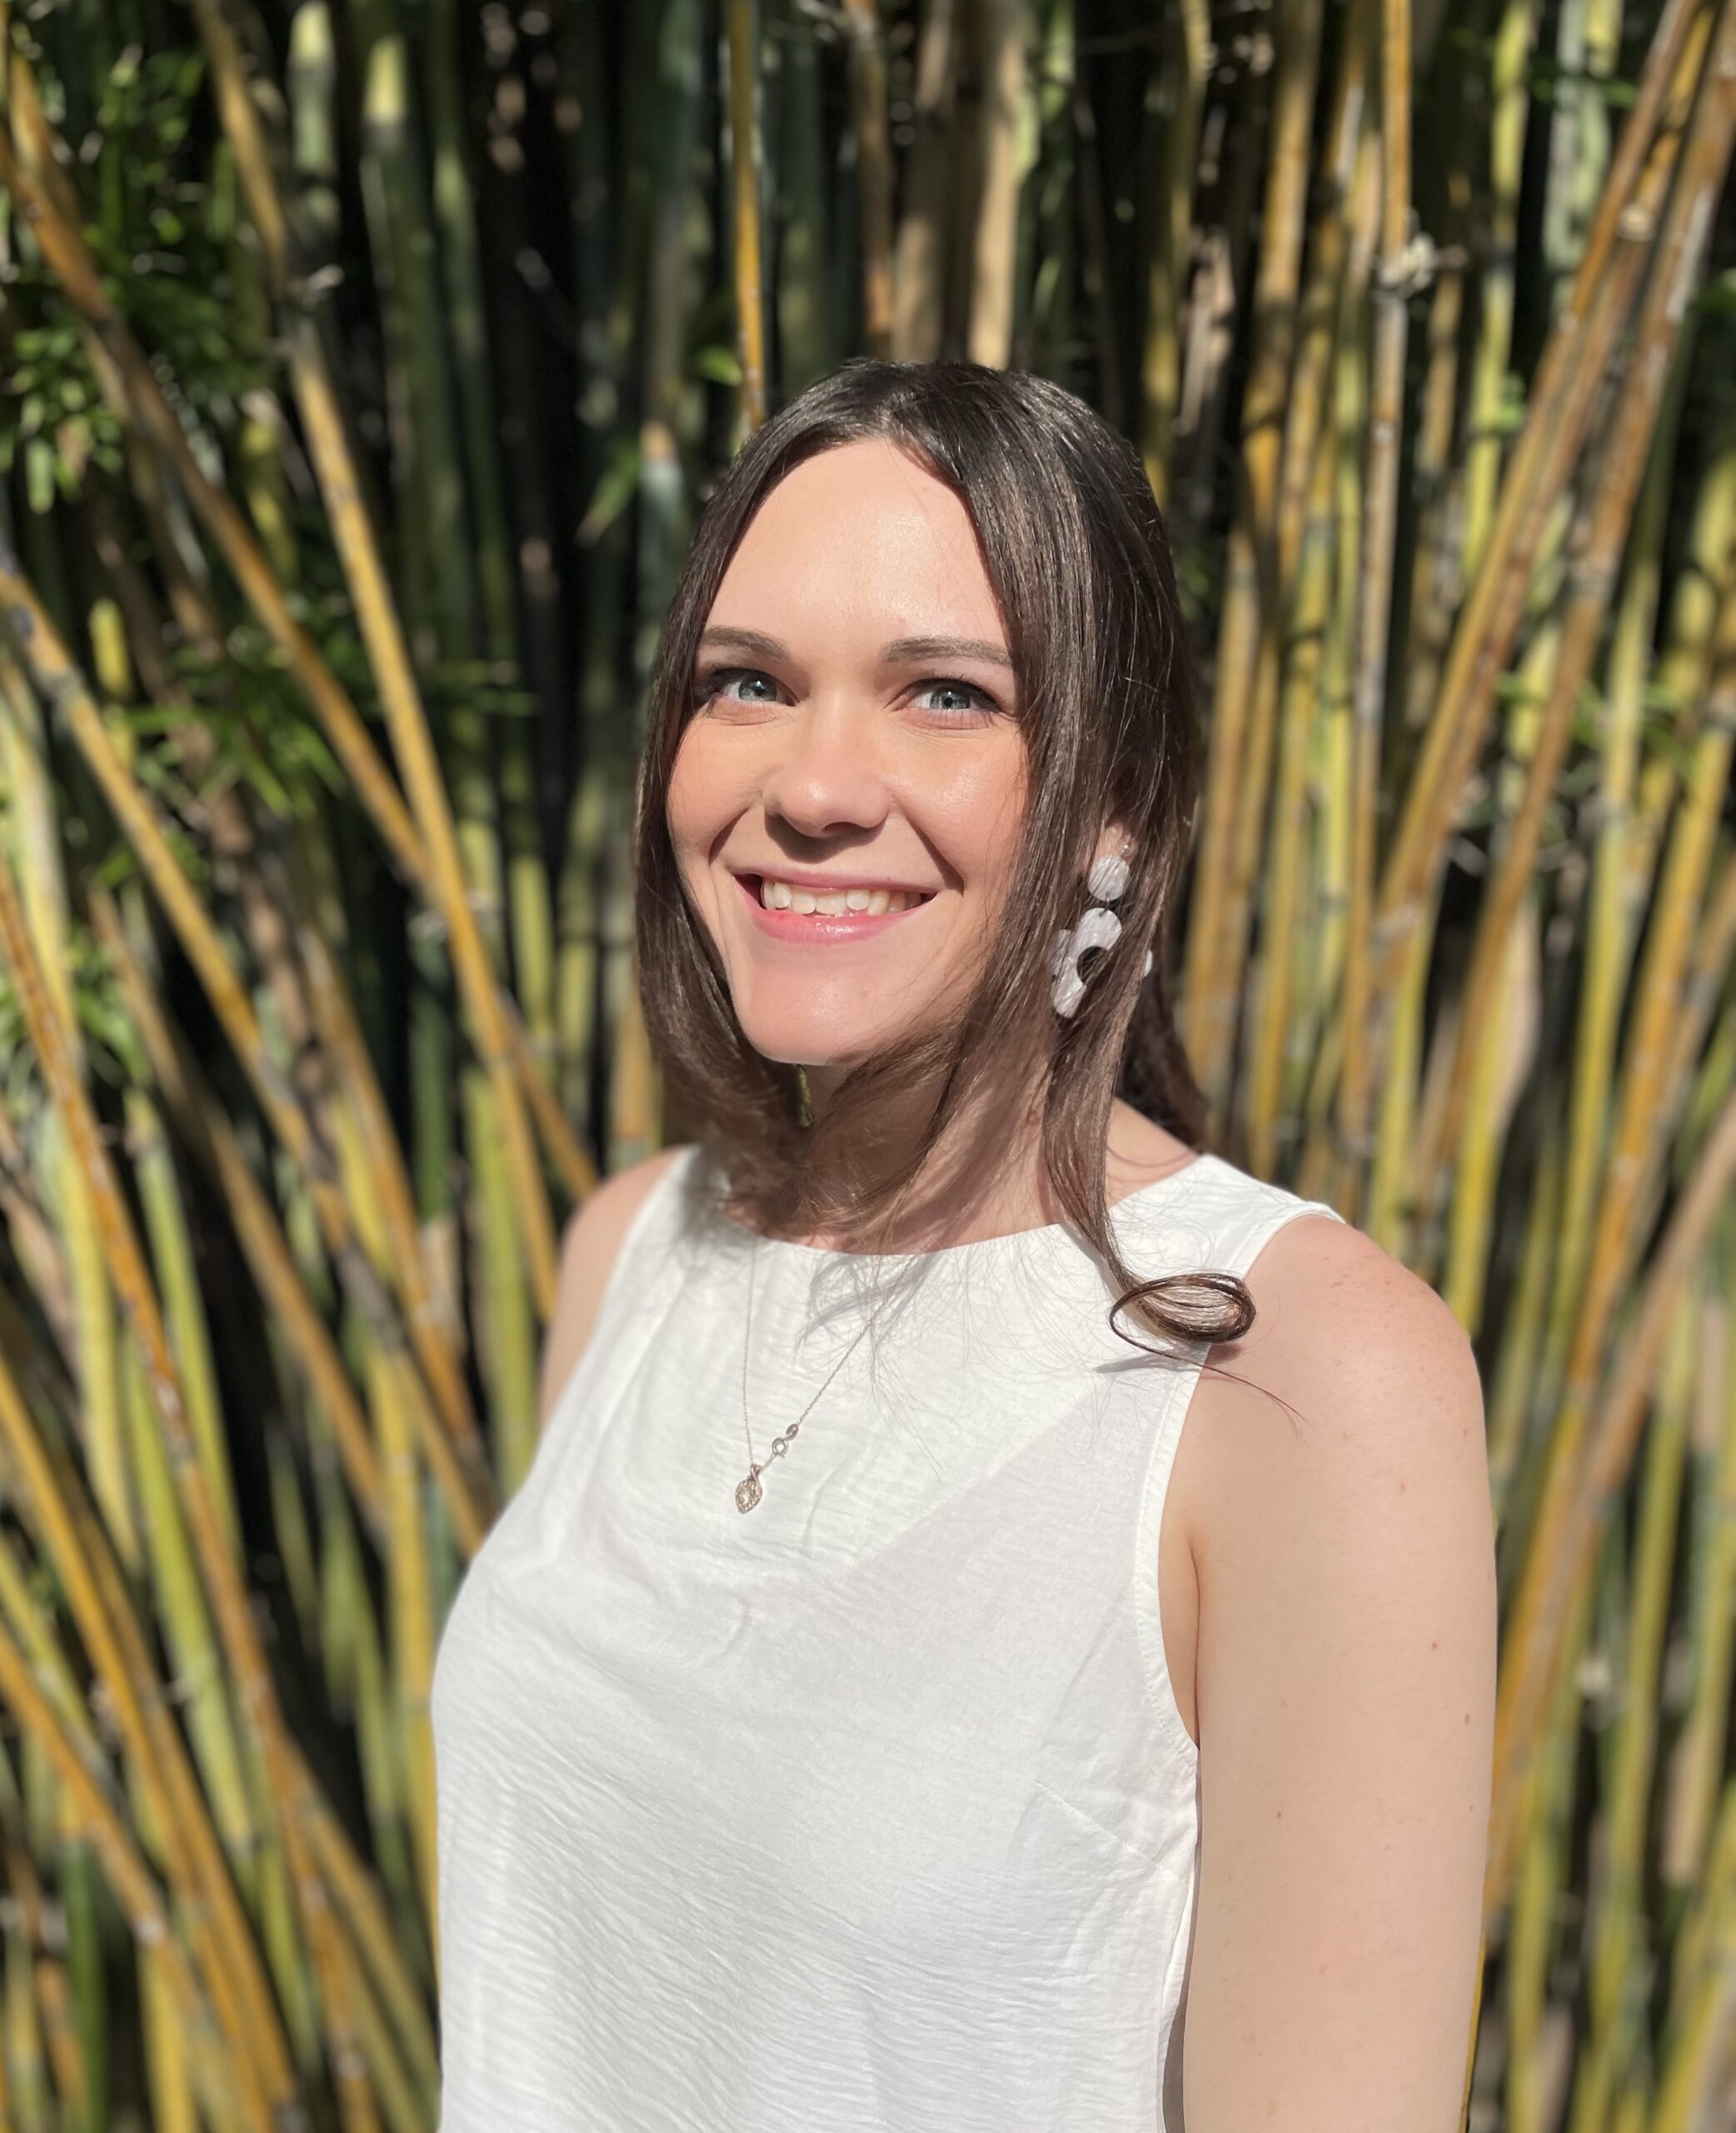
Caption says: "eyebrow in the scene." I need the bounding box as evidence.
[696,625,1014,671]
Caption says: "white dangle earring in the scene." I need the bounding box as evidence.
[1049,845,1155,1017]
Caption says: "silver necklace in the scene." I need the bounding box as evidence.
[735,1237,883,1512]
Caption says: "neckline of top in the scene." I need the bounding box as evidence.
[705,1151,1215,1266]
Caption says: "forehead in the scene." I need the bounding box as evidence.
[707,438,1005,650]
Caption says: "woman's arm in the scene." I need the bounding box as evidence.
[536,1146,690,1433]
[1180,1217,1498,2133]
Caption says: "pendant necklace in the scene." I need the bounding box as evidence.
[735,1236,884,1513]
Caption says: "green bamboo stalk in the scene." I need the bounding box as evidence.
[1462,0,1539,584]
[1490,1076,1736,1921]
[0,1487,262,2130]
[117,1326,258,1903]
[1426,177,1720,1199]
[1344,0,1713,1043]
[1569,1286,1694,2133]
[90,887,393,1544]
[0,547,493,1514]
[1181,0,1326,1118]
[0,78,591,1233]
[0,841,388,2123]
[0,651,132,1576]
[1140,0,1209,508]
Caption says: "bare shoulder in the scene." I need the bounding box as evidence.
[1214,1206,1482,1441]
[1173,1207,1498,2126]
[536,1145,692,1433]
[1179,1207,1489,1559]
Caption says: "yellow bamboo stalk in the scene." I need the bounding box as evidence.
[139,1932,202,2133]
[1571,1289,1694,2131]
[90,887,394,1541]
[0,1346,280,2127]
[1248,382,1341,1176]
[1272,0,1374,597]
[1352,0,1712,1025]
[1487,1081,1736,1921]
[0,85,591,1226]
[1422,78,1732,1196]
[843,0,893,354]
[0,844,388,2121]
[0,1399,269,2133]
[369,1343,438,1935]
[1658,1262,1736,1911]
[1461,0,1539,585]
[1182,0,1327,1113]
[1339,0,1416,1213]
[295,1745,442,2099]
[0,651,134,1575]
[0,549,493,1515]
[1559,431,1731,1370]
[1300,0,1719,1189]
[967,0,1028,371]
[726,0,767,437]
[269,836,484,1483]
[1486,461,1736,1917]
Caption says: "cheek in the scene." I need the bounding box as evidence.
[930,742,1029,894]
[666,726,735,867]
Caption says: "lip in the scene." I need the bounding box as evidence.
[729,869,936,944]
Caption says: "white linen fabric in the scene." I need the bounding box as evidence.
[432,1142,1344,2131]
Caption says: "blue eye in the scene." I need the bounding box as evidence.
[912,680,998,721]
[691,667,1003,722]
[696,667,779,705]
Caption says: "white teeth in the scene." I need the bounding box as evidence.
[755,877,925,916]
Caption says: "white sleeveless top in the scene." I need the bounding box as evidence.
[431,1143,1344,2131]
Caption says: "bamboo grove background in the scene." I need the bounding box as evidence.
[0,0,1731,2124]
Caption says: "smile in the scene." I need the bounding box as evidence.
[733,872,936,942]
[758,874,928,914]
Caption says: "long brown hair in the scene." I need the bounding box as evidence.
[634,357,1255,1353]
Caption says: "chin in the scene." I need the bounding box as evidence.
[739,1025,875,1070]
[734,1004,916,1071]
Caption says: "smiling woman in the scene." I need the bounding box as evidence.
[430,360,1496,2133]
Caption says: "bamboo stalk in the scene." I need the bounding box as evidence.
[727,0,768,437]
[1349,0,1710,1029]
[0,72,592,1224]
[844,0,894,356]
[1339,0,1417,1214]
[0,542,494,1517]
[88,887,392,1545]
[1140,0,1210,508]
[1181,0,1327,1116]
[0,839,388,2122]
[0,1341,285,2125]
[1422,88,1729,1197]
[1488,1075,1736,1920]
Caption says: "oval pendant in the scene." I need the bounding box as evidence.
[735,1471,763,1513]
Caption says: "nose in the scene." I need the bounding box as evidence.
[758,697,890,843]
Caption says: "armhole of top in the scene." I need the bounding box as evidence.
[541,1145,698,1446]
[1131,1191,1349,1771]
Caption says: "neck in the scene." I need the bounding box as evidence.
[786,1052,1062,1252]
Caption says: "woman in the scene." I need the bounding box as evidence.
[431,360,1497,2131]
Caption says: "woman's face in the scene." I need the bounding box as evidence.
[667,438,1030,1076]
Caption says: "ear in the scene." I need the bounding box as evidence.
[1085,821,1135,906]
[1095,818,1134,866]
